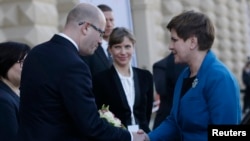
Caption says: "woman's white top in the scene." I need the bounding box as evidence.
[116,66,136,125]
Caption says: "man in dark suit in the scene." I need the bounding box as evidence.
[152,53,186,129]
[18,3,145,141]
[82,4,114,76]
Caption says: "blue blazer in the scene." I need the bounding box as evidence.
[92,66,153,133]
[0,80,20,141]
[18,35,131,141]
[149,50,242,141]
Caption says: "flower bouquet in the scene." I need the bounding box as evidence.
[98,104,126,129]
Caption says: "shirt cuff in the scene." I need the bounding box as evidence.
[129,131,133,141]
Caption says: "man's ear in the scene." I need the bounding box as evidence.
[80,22,89,35]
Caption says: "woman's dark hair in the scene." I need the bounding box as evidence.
[0,41,31,79]
[108,27,136,47]
[167,10,215,51]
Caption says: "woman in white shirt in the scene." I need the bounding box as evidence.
[92,27,153,133]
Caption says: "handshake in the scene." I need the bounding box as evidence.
[132,129,150,141]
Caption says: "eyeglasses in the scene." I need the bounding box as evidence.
[78,21,105,38]
[17,60,24,68]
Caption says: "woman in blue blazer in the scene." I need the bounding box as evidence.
[0,41,30,141]
[148,11,242,141]
[93,27,153,133]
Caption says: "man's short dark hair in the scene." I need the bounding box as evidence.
[97,4,112,12]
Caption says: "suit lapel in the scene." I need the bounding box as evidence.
[133,68,140,108]
[111,66,130,110]
[96,46,110,67]
[173,68,189,120]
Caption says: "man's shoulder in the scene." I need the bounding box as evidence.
[153,54,172,68]
[82,47,104,61]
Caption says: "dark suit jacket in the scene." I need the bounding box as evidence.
[18,35,131,141]
[0,80,20,141]
[242,68,250,113]
[241,110,250,125]
[241,111,250,125]
[92,66,153,133]
[81,45,112,76]
[152,53,186,129]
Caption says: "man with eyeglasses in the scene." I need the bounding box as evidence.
[81,4,115,76]
[18,3,146,141]
[78,21,105,38]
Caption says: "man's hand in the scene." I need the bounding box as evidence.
[132,129,150,141]
[144,134,150,141]
[132,132,145,141]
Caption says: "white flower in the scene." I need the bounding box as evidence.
[98,104,126,129]
[99,110,114,119]
[112,117,122,127]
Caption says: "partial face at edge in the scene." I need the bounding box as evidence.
[7,54,27,87]
[103,11,114,38]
